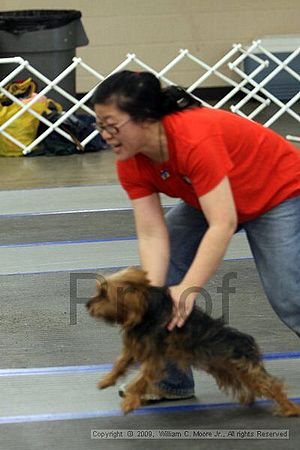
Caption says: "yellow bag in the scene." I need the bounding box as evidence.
[0,96,49,156]
[0,78,62,157]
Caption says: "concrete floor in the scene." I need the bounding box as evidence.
[0,126,300,450]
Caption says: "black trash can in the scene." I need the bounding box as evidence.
[0,10,89,108]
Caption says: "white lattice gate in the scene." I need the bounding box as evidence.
[0,37,299,155]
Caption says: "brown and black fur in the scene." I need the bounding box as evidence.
[86,267,300,416]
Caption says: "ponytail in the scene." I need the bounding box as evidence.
[160,85,201,116]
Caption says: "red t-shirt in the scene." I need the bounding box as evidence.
[117,107,300,223]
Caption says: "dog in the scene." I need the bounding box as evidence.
[86,266,300,416]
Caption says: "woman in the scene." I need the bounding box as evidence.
[92,70,300,401]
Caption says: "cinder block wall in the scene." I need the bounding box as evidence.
[1,0,300,91]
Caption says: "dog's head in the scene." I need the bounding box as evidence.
[86,266,150,328]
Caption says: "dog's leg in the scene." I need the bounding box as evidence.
[98,348,134,389]
[121,358,165,414]
[233,362,300,417]
[207,365,253,405]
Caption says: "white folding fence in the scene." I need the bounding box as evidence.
[0,38,299,155]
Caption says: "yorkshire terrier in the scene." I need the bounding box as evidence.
[86,266,300,416]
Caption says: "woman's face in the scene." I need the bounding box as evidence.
[94,102,148,161]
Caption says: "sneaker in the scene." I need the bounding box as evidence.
[118,383,195,402]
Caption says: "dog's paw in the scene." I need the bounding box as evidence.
[273,402,300,417]
[238,392,255,406]
[121,396,141,414]
[97,375,116,389]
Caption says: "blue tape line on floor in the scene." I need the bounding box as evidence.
[0,230,246,249]
[0,397,299,425]
[0,258,254,276]
[263,351,300,360]
[0,236,137,249]
[0,364,113,377]
[0,352,299,377]
[0,207,134,218]
[1,265,129,277]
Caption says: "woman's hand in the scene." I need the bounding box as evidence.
[167,285,197,331]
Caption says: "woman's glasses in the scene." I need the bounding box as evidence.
[95,117,131,136]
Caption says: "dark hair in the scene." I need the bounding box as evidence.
[92,70,201,121]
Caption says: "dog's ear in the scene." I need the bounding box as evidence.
[95,274,108,297]
[119,287,148,328]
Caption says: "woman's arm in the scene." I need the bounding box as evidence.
[168,176,238,330]
[132,193,170,286]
